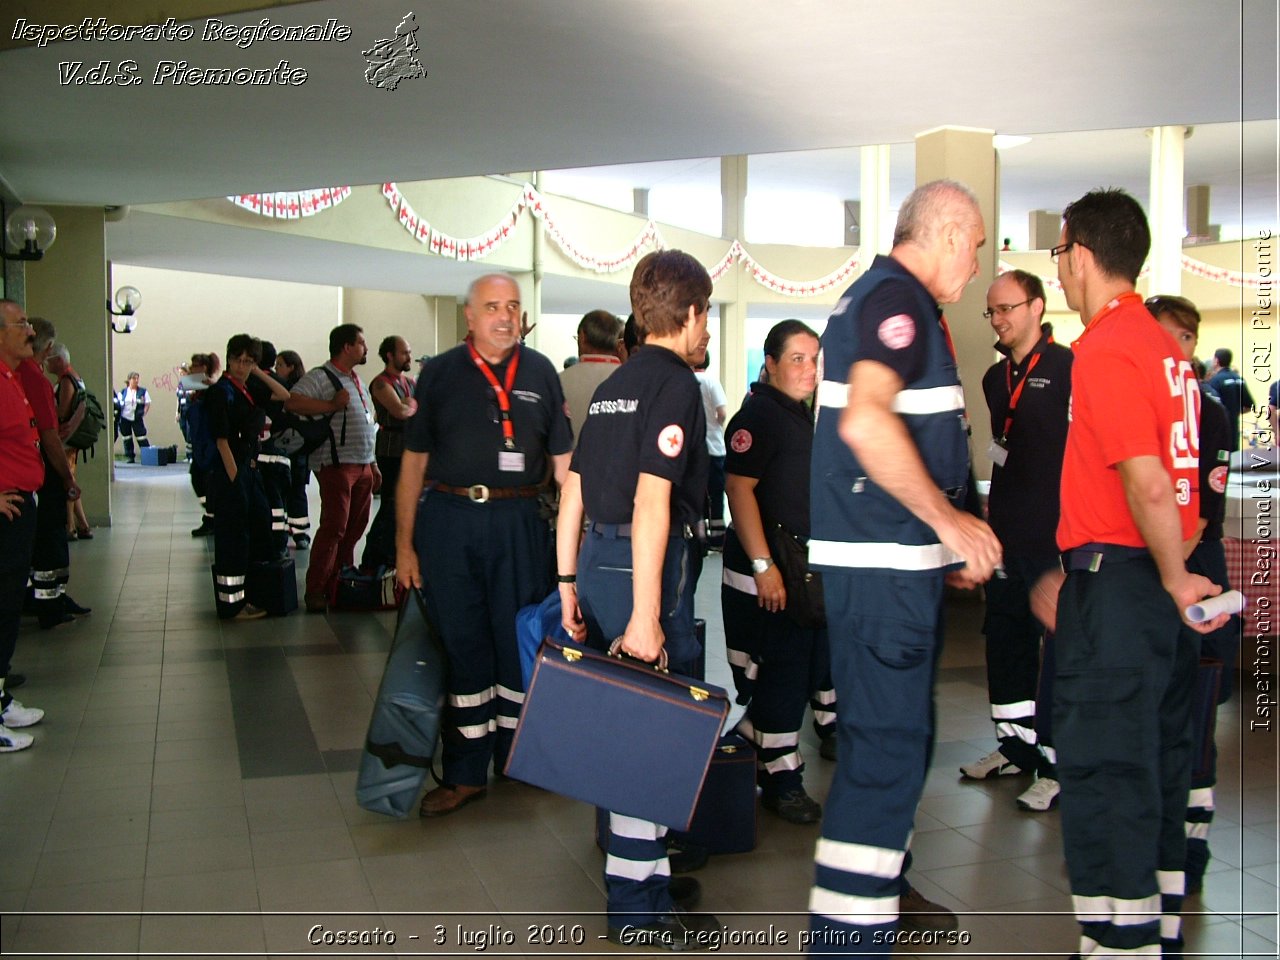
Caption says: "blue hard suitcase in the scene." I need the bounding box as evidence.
[356,588,447,817]
[595,732,758,854]
[506,637,729,830]
[246,557,298,617]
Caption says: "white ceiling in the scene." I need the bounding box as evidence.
[1,0,1276,308]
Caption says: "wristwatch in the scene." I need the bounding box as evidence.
[751,557,774,574]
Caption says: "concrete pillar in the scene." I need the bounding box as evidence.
[720,155,747,240]
[1147,125,1188,296]
[1029,210,1062,250]
[720,155,749,410]
[633,188,650,217]
[859,144,892,260]
[914,126,999,480]
[528,172,546,352]
[24,206,112,525]
[720,301,748,414]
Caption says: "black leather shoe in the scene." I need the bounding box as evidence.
[39,613,75,630]
[191,520,214,538]
[63,596,92,617]
[819,734,838,761]
[5,673,25,689]
[666,838,709,874]
[606,910,720,951]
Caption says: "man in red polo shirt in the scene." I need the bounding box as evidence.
[0,299,49,752]
[1036,191,1228,958]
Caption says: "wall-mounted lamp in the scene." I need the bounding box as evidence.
[108,286,142,333]
[0,204,57,261]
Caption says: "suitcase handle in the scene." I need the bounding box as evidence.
[608,637,669,673]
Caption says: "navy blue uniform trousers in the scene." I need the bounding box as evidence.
[1054,556,1198,957]
[1183,537,1236,891]
[0,495,37,694]
[980,552,1057,776]
[210,462,272,618]
[576,527,700,928]
[808,569,943,954]
[417,492,550,787]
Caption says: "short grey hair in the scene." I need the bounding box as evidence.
[893,179,981,248]
[465,273,520,307]
[30,316,56,353]
[49,341,70,362]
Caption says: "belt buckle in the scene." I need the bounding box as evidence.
[467,483,490,503]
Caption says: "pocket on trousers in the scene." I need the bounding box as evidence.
[1055,667,1146,764]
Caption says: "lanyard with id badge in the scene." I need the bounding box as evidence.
[988,351,1041,467]
[467,338,526,473]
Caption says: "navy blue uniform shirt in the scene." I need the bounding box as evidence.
[981,335,1073,558]
[205,378,264,465]
[406,342,572,487]
[572,344,708,528]
[724,383,813,537]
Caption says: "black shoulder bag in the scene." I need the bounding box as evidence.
[765,522,826,629]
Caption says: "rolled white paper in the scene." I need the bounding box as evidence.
[1186,590,1246,623]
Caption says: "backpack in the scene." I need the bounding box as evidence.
[271,367,346,460]
[64,378,108,453]
[186,386,220,472]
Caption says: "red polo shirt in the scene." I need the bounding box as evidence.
[1058,292,1199,550]
[0,359,45,492]
[16,358,57,431]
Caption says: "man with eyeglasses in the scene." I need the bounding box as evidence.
[960,270,1071,815]
[0,300,48,751]
[1033,190,1228,958]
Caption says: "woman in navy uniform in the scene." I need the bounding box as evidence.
[205,335,290,620]
[721,319,832,825]
[557,250,719,947]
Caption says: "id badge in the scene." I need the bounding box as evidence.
[498,448,526,472]
[987,439,1009,467]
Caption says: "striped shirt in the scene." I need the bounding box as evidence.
[292,362,376,468]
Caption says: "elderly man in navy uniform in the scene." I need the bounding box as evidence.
[807,180,1003,952]
[556,250,719,947]
[396,273,572,818]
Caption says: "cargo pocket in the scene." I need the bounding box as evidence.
[1055,667,1146,766]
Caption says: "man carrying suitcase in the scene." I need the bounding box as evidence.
[557,250,719,948]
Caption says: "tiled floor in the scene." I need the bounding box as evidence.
[0,465,1276,958]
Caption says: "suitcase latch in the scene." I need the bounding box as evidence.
[721,745,738,754]
[561,647,582,663]
[689,686,709,701]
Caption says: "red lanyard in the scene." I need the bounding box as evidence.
[1001,352,1042,439]
[1071,291,1142,349]
[938,313,958,363]
[466,337,521,449]
[226,376,255,406]
[579,355,620,365]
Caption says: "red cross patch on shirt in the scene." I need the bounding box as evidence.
[658,424,684,458]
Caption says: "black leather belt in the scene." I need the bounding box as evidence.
[433,482,544,503]
[590,521,694,540]
[1061,542,1150,572]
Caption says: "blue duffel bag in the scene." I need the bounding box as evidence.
[515,590,571,689]
[356,588,447,817]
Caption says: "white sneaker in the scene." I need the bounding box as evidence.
[0,723,34,751]
[959,748,1021,780]
[1017,776,1061,812]
[1,698,44,728]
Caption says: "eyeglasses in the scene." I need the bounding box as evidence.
[1049,241,1076,263]
[982,300,1033,320]
[2,320,33,329]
